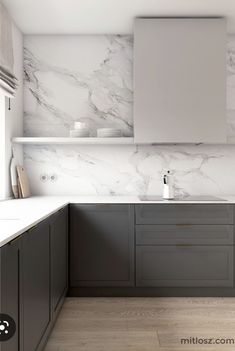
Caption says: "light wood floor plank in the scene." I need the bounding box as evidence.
[45,297,235,351]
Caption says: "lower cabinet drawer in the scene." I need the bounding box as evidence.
[136,225,234,246]
[135,204,234,225]
[136,246,233,287]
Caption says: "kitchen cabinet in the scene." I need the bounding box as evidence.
[134,18,226,143]
[70,204,135,287]
[1,199,235,348]
[50,206,68,313]
[136,224,234,246]
[135,204,234,225]
[136,245,233,287]
[22,220,50,351]
[0,236,21,351]
[135,204,234,288]
[0,206,68,351]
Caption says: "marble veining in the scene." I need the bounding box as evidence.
[23,35,235,196]
[24,35,133,137]
[24,144,235,196]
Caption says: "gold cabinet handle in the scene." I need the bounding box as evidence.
[28,224,37,233]
[176,243,193,247]
[176,223,192,226]
[9,236,20,245]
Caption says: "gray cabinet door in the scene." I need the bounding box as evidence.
[134,18,226,143]
[50,206,68,312]
[136,246,233,287]
[0,237,21,351]
[22,221,50,351]
[135,204,234,225]
[70,204,135,287]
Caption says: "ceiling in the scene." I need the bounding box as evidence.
[3,0,235,34]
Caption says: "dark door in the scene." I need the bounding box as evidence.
[50,207,68,312]
[70,204,135,287]
[0,237,21,351]
[22,220,50,351]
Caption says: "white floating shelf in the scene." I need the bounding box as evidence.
[12,137,134,145]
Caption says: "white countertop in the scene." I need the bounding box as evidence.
[0,195,235,248]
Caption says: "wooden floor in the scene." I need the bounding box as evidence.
[45,297,235,351]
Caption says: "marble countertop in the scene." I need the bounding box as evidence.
[0,195,235,248]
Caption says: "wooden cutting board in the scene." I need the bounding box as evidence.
[16,166,31,198]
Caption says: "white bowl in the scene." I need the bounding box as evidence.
[74,121,88,130]
[97,128,122,138]
[70,129,90,137]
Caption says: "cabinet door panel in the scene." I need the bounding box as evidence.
[70,204,134,287]
[22,221,50,351]
[0,238,20,351]
[136,246,233,287]
[51,207,68,312]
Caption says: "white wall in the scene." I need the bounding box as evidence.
[3,22,23,199]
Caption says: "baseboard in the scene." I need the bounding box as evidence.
[69,287,235,297]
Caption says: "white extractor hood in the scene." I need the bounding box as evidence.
[134,17,226,144]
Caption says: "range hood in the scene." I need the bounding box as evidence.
[134,18,226,144]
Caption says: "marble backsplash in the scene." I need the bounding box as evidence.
[24,35,133,137]
[23,35,235,196]
[24,144,235,196]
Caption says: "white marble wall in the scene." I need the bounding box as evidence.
[23,144,235,197]
[23,35,235,196]
[24,35,133,137]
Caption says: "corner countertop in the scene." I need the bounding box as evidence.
[0,195,235,248]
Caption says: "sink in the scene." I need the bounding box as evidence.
[139,195,226,202]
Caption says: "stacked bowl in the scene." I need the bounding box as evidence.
[97,128,122,138]
[69,122,90,137]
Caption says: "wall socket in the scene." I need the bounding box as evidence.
[40,174,48,182]
[50,174,58,182]
[40,174,58,182]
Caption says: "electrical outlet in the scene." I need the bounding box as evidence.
[40,174,48,182]
[50,174,58,182]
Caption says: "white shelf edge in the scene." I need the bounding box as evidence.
[12,137,135,145]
